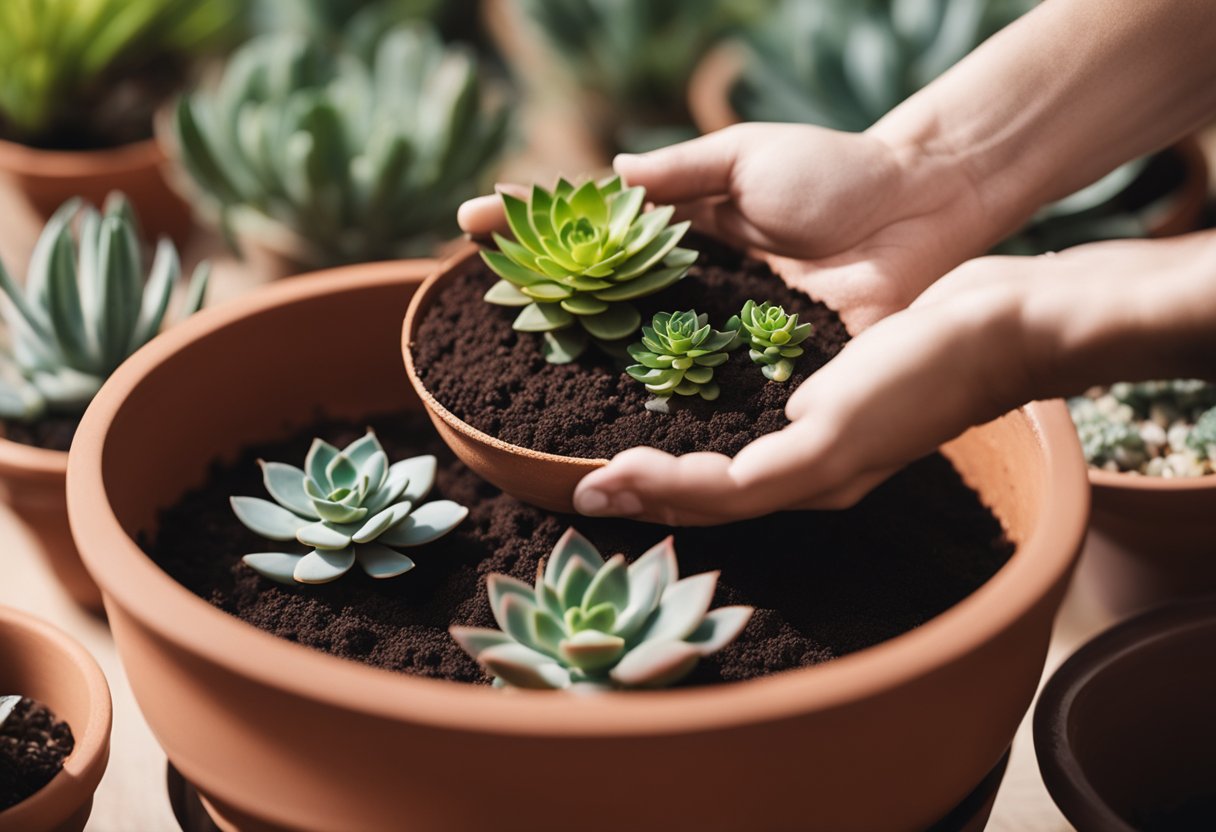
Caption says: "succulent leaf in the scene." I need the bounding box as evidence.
[731,300,813,382]
[233,433,466,585]
[483,178,697,362]
[626,309,740,406]
[241,552,304,585]
[452,528,752,690]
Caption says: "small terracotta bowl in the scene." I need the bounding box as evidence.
[1034,598,1216,832]
[0,606,111,832]
[403,244,606,512]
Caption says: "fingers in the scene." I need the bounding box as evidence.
[456,184,529,236]
[613,125,752,203]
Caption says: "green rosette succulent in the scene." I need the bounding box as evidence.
[626,310,740,407]
[231,429,468,585]
[481,176,697,363]
[729,300,813,382]
[451,527,753,690]
[0,194,209,421]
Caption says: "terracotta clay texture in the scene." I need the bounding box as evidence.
[0,137,192,247]
[0,606,111,832]
[1034,598,1216,832]
[69,259,1089,832]
[1073,470,1216,618]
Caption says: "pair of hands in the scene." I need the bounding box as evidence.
[458,123,1216,525]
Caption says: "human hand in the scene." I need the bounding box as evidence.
[571,231,1216,525]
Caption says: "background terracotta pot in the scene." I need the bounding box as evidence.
[0,439,102,612]
[1034,598,1216,832]
[69,257,1088,831]
[0,138,192,248]
[0,605,111,832]
[1071,470,1216,619]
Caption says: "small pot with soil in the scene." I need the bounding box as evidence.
[69,230,1089,829]
[1034,598,1216,832]
[1067,382,1216,618]
[0,606,111,832]
[0,193,209,611]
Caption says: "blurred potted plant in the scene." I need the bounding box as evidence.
[0,605,111,832]
[251,0,484,51]
[168,23,508,278]
[1065,381,1216,618]
[0,193,208,611]
[485,0,769,162]
[689,0,1208,252]
[0,0,239,245]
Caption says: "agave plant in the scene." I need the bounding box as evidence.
[0,194,209,421]
[451,528,753,690]
[0,0,238,146]
[482,177,696,363]
[231,429,468,585]
[729,300,813,383]
[175,24,507,267]
[626,310,739,408]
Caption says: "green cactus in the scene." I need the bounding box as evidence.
[175,24,507,267]
[451,527,753,690]
[625,310,740,406]
[0,194,209,422]
[729,300,813,382]
[0,0,238,146]
[482,176,697,363]
[231,429,468,585]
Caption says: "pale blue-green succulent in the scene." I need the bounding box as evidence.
[175,24,507,267]
[626,310,740,406]
[451,528,753,690]
[231,429,468,585]
[482,176,696,363]
[0,194,209,421]
[729,299,813,382]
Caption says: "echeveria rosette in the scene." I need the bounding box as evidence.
[450,528,753,690]
[231,430,468,585]
[729,300,813,382]
[626,310,740,407]
[481,176,697,363]
[0,194,210,421]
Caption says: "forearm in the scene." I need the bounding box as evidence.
[871,0,1216,249]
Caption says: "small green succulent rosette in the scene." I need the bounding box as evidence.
[481,176,697,363]
[626,310,740,408]
[0,194,209,421]
[450,527,753,690]
[729,300,813,382]
[231,430,468,585]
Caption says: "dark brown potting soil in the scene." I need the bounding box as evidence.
[0,415,81,453]
[148,411,1015,687]
[412,234,848,458]
[0,697,75,811]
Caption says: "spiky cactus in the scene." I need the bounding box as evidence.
[451,528,753,690]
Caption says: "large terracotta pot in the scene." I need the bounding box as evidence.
[688,43,1209,241]
[1072,470,1216,618]
[68,257,1088,831]
[0,137,192,247]
[0,438,101,612]
[1034,598,1216,831]
[0,606,111,832]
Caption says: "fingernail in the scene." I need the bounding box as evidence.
[575,488,609,515]
[614,491,643,516]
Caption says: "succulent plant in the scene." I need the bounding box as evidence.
[0,696,18,730]
[175,24,507,267]
[0,0,238,146]
[231,429,468,585]
[625,310,739,407]
[482,176,696,363]
[1186,407,1216,461]
[450,527,753,690]
[0,194,209,421]
[728,300,813,382]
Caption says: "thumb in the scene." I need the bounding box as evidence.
[613,124,751,204]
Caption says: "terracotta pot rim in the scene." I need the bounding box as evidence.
[1088,467,1216,493]
[69,256,1089,737]
[0,436,67,482]
[1033,597,1216,832]
[0,136,164,179]
[0,605,111,829]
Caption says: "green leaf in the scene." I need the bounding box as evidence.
[95,215,142,371]
[558,630,626,672]
[484,279,533,307]
[478,643,570,690]
[294,547,356,584]
[355,543,416,579]
[569,179,608,226]
[502,193,545,254]
[242,553,304,585]
[579,303,641,341]
[352,501,413,544]
[45,221,91,370]
[642,572,719,643]
[231,496,305,540]
[481,250,543,288]
[582,554,630,611]
[559,295,608,316]
[614,222,692,281]
[610,640,700,688]
[591,264,689,301]
[449,626,513,661]
[376,500,468,546]
[521,282,573,301]
[513,302,574,333]
[542,328,589,364]
[686,606,754,655]
[260,461,316,518]
[607,186,646,247]
[297,520,355,550]
[126,239,179,355]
